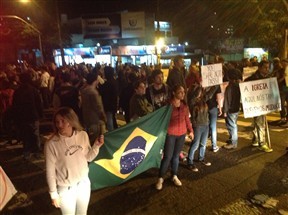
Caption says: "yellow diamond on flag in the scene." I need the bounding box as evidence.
[95,127,158,179]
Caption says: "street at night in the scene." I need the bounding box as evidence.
[1,1,288,215]
[1,112,288,215]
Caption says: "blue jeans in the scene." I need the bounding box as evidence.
[58,177,91,215]
[106,111,114,132]
[159,134,185,177]
[209,107,218,149]
[187,125,209,164]
[225,112,239,146]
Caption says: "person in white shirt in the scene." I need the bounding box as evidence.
[45,107,104,215]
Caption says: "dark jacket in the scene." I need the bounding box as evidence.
[12,83,43,123]
[205,85,221,110]
[166,67,186,91]
[99,78,119,113]
[245,70,266,82]
[223,81,241,114]
[129,94,153,121]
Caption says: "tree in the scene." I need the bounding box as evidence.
[251,0,288,58]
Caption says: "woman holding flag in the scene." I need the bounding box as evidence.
[155,85,194,190]
[45,107,104,215]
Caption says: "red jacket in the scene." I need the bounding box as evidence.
[167,102,193,136]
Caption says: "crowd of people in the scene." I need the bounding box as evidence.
[0,54,288,213]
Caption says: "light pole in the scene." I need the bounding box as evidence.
[55,0,65,66]
[0,15,44,64]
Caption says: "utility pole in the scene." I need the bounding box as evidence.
[55,0,65,66]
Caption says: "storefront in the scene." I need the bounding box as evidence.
[111,45,155,67]
[53,46,112,67]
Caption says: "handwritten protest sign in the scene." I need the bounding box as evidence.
[201,63,223,87]
[239,77,281,118]
[0,166,17,211]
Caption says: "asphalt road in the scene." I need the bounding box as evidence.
[1,112,288,215]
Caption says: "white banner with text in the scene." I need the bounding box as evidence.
[239,77,281,118]
[201,63,223,88]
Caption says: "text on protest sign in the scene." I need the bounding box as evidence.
[201,63,223,88]
[239,77,281,118]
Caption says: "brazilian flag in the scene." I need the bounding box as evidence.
[88,105,172,190]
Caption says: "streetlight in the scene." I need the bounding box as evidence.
[17,0,64,66]
[0,15,44,64]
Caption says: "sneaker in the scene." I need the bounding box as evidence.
[252,142,259,147]
[213,146,219,153]
[187,164,199,172]
[155,177,164,190]
[259,145,273,153]
[223,144,237,150]
[172,175,182,187]
[199,160,211,166]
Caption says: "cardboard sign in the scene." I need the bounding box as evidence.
[201,63,223,87]
[239,77,281,118]
[0,166,17,211]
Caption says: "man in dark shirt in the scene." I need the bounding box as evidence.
[12,72,43,159]
[146,69,169,111]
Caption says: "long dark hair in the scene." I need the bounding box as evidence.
[171,85,186,104]
[189,85,208,113]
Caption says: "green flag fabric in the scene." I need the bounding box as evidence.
[88,105,172,190]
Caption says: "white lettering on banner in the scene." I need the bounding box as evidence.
[201,63,223,88]
[239,77,281,118]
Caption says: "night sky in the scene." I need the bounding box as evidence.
[1,0,275,45]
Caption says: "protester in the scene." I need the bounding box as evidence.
[129,80,153,121]
[205,84,222,152]
[155,85,194,190]
[276,58,288,125]
[12,72,43,160]
[53,72,82,120]
[81,70,106,142]
[185,60,201,88]
[45,107,104,215]
[146,69,169,111]
[98,66,119,132]
[119,72,138,123]
[39,65,51,109]
[223,68,242,149]
[245,60,273,152]
[187,84,211,172]
[166,55,187,93]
